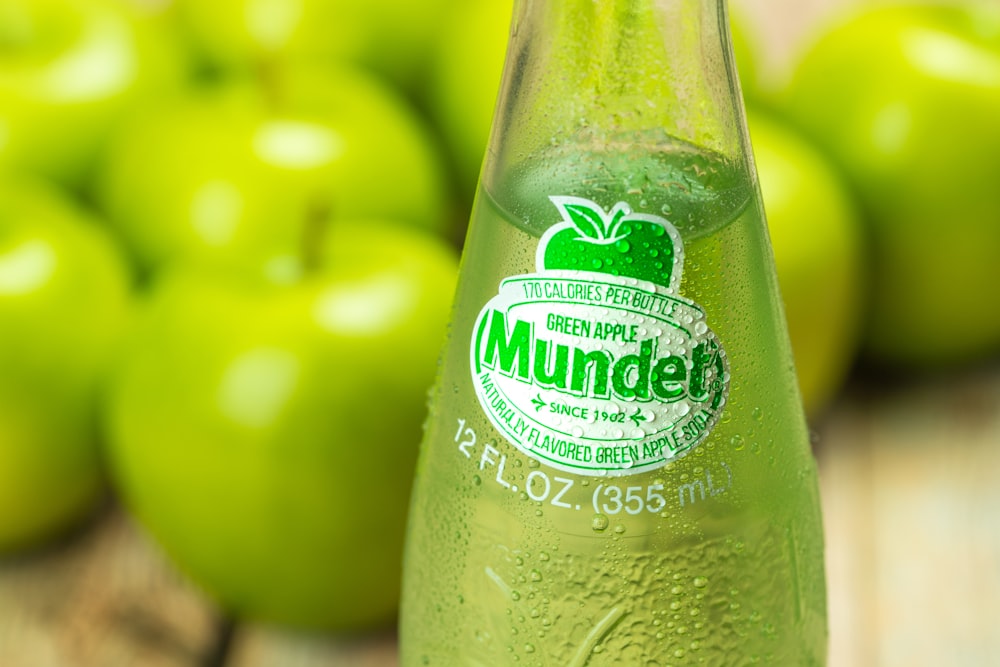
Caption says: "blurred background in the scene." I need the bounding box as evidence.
[1,0,999,665]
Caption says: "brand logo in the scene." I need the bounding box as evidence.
[471,196,728,476]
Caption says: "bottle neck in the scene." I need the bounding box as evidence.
[485,0,748,186]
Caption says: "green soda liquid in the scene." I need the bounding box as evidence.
[400,138,827,666]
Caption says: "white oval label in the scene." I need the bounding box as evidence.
[471,196,729,476]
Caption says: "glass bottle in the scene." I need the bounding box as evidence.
[400,1,828,664]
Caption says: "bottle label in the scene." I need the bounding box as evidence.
[470,196,729,476]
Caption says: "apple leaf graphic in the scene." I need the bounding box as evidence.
[553,197,629,243]
[563,203,605,240]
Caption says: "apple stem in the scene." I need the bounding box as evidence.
[255,56,284,110]
[302,199,333,274]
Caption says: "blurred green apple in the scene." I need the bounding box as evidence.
[0,0,184,189]
[95,63,452,274]
[172,0,453,91]
[104,220,457,631]
[778,5,1000,367]
[0,176,132,552]
[729,6,760,101]
[428,0,512,198]
[749,110,864,416]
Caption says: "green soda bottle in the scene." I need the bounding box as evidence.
[400,1,828,664]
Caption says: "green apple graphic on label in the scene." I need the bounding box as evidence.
[472,196,728,476]
[539,198,683,292]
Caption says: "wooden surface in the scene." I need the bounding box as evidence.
[0,510,399,667]
[3,363,1000,666]
[819,366,1000,667]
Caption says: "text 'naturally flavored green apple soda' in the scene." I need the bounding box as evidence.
[401,1,828,664]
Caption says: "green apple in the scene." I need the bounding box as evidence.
[777,5,1000,367]
[0,0,184,189]
[428,0,512,197]
[729,6,760,101]
[748,110,864,417]
[104,220,457,631]
[171,0,453,91]
[94,63,452,274]
[0,176,132,552]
